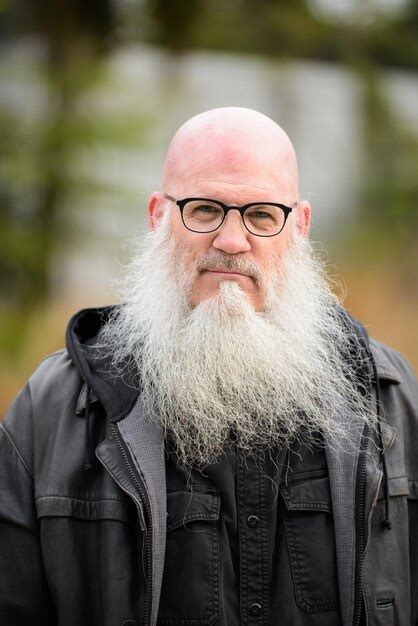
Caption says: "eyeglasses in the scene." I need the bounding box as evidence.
[164,194,293,237]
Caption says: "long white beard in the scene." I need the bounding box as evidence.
[98,213,374,469]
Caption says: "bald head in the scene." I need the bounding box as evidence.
[162,107,299,201]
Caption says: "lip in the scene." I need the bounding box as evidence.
[206,269,248,277]
[204,268,251,278]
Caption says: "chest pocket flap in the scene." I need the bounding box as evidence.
[36,495,133,523]
[166,487,220,532]
[280,473,332,513]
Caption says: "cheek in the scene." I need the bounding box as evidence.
[172,226,215,266]
[169,211,186,242]
[254,232,292,266]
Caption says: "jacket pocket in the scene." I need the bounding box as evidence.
[36,495,144,626]
[157,486,220,626]
[280,471,340,614]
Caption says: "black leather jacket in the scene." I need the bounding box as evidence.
[0,307,417,626]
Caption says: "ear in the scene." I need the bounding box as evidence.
[147,191,166,230]
[296,200,311,238]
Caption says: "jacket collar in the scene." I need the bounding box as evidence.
[66,306,140,422]
[369,339,402,384]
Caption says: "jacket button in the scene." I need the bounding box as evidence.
[248,602,262,616]
[247,514,260,528]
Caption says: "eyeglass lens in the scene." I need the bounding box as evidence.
[182,200,286,235]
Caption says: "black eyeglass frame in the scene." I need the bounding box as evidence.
[164,193,294,237]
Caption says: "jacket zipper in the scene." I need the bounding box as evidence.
[352,422,369,626]
[110,423,153,626]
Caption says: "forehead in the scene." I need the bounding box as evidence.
[163,115,300,208]
[170,149,294,204]
[185,182,284,206]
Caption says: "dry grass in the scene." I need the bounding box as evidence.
[1,269,417,417]
[342,265,417,375]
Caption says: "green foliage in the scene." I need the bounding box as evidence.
[340,67,418,274]
[0,0,417,358]
[0,1,153,355]
[135,0,418,68]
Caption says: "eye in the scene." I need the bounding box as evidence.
[244,205,286,235]
[182,201,224,229]
[246,208,276,222]
[194,204,222,215]
[247,210,272,219]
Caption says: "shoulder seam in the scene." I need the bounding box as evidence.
[38,348,66,365]
[369,340,403,384]
[0,422,34,479]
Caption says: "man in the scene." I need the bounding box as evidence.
[0,107,417,626]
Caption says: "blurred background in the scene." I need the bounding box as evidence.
[1,0,417,414]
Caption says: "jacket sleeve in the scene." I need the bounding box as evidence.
[0,384,55,625]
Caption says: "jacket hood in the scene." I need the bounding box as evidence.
[66,305,140,423]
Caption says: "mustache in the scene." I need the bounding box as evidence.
[195,252,263,285]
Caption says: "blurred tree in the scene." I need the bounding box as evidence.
[349,68,418,279]
[148,0,204,52]
[137,0,417,68]
[368,0,418,70]
[1,0,417,361]
[0,0,116,356]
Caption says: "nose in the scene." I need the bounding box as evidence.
[212,209,251,254]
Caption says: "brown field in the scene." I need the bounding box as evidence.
[1,266,417,418]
